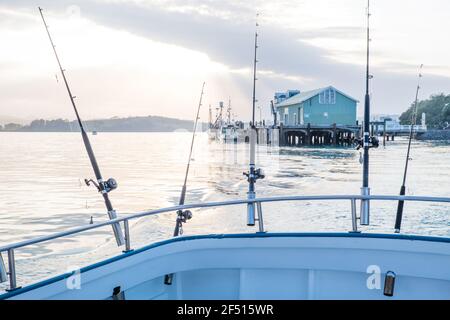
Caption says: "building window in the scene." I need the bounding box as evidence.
[319,88,336,104]
[330,89,335,103]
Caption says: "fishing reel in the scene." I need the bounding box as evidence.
[356,136,380,151]
[85,178,118,193]
[177,210,193,224]
[175,209,193,236]
[243,168,265,183]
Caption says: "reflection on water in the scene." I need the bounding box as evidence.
[278,148,355,159]
[0,132,450,289]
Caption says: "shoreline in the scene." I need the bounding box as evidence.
[417,130,450,141]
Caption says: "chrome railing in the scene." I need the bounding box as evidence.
[1,194,450,292]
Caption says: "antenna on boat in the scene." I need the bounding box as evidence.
[359,0,378,226]
[208,104,212,129]
[172,82,205,237]
[38,7,125,246]
[394,64,423,233]
[244,13,265,227]
[227,98,232,124]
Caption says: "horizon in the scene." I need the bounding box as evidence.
[0,113,198,126]
[0,110,418,126]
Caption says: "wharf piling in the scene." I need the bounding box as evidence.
[278,123,359,147]
[213,123,360,147]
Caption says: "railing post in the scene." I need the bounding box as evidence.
[123,220,132,253]
[256,202,265,233]
[7,249,17,291]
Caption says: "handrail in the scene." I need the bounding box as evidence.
[2,194,450,252]
[1,193,450,291]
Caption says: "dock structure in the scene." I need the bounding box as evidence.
[370,120,427,146]
[216,124,360,147]
[278,123,359,147]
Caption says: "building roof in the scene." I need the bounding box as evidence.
[274,86,359,108]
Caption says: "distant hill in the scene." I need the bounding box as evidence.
[0,115,29,126]
[400,93,450,129]
[0,116,202,132]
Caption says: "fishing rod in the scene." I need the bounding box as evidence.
[359,0,378,226]
[164,82,205,286]
[38,7,125,246]
[172,82,206,237]
[394,64,423,233]
[244,13,265,227]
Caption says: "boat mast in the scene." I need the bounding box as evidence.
[394,65,423,233]
[208,104,212,129]
[227,98,232,124]
[360,0,373,225]
[38,7,124,246]
[244,14,265,227]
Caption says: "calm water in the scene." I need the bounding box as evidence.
[1,132,449,289]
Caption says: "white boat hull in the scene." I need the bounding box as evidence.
[2,233,450,300]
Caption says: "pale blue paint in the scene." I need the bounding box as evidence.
[3,233,450,300]
[275,86,358,126]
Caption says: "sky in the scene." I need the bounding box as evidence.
[0,0,449,124]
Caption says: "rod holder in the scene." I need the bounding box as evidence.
[350,199,360,233]
[256,202,265,232]
[108,210,125,247]
[360,187,370,226]
[0,252,7,283]
[123,220,132,253]
[7,249,17,291]
[247,192,256,226]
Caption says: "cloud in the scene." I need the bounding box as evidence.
[0,0,449,121]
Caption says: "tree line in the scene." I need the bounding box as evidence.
[0,116,198,132]
[399,93,450,129]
